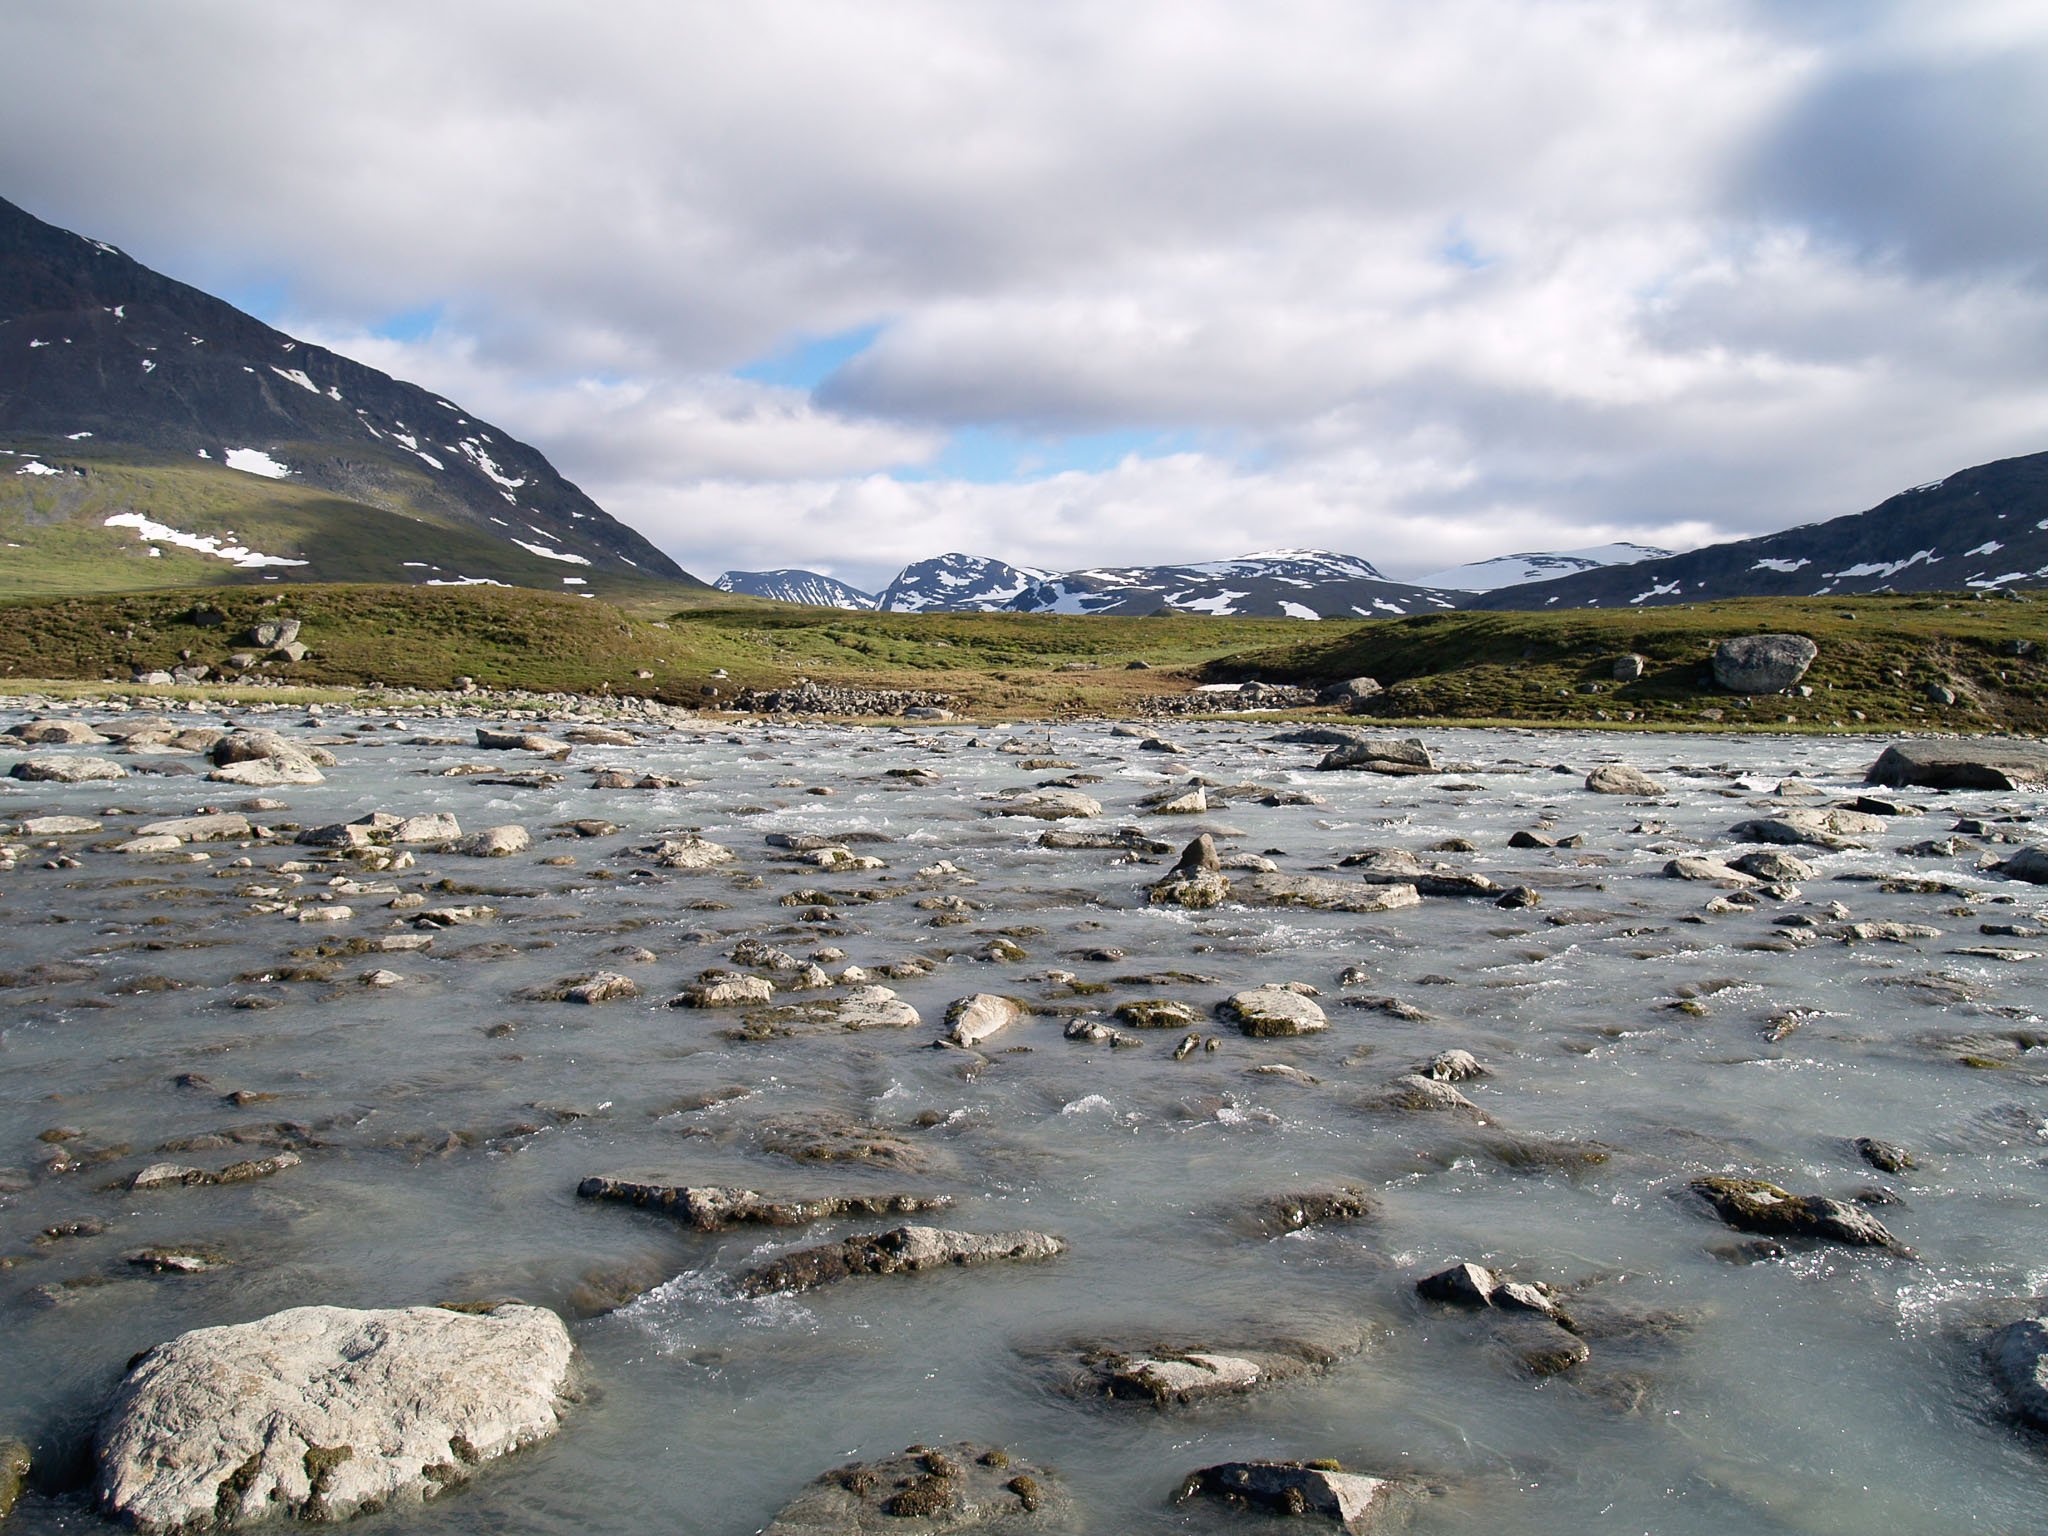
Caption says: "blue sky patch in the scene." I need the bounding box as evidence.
[737,322,884,390]
[895,425,1199,484]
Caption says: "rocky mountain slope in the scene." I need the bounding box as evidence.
[876,549,1459,618]
[1465,452,2048,610]
[0,194,701,595]
[714,568,878,608]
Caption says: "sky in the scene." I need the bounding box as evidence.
[4,1,2047,592]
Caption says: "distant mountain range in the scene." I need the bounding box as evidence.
[1417,543,1670,592]
[716,568,879,608]
[0,193,703,597]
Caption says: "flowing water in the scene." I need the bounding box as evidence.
[3,708,2046,1533]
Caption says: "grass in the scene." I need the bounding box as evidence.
[1211,593,2048,732]
[0,581,2040,731]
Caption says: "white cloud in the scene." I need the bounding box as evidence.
[2,0,2045,587]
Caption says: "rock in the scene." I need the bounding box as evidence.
[994,788,1101,820]
[94,1302,573,1530]
[1664,856,1758,886]
[1243,1186,1375,1236]
[1994,847,2048,884]
[1586,764,1663,795]
[392,813,461,844]
[475,728,570,753]
[1987,1318,2048,1428]
[1336,848,1501,897]
[297,822,379,849]
[1729,849,1815,882]
[1222,988,1329,1037]
[763,1443,1065,1534]
[1712,633,1818,693]
[248,618,302,648]
[1865,741,2048,791]
[1494,885,1539,909]
[10,754,127,782]
[735,1226,1065,1297]
[1177,1461,1404,1531]
[211,730,324,768]
[1507,830,1554,849]
[673,975,776,1007]
[1854,1137,1915,1174]
[208,757,324,787]
[648,835,734,868]
[139,812,252,842]
[1038,826,1172,853]
[1421,1048,1486,1081]
[131,1151,302,1189]
[566,972,638,1004]
[10,718,109,744]
[1115,999,1201,1029]
[0,1438,28,1520]
[1241,873,1422,913]
[1729,808,1883,851]
[563,726,636,746]
[1315,737,1436,774]
[1418,1261,1498,1306]
[1687,1176,1897,1247]
[452,825,530,857]
[1317,676,1384,708]
[1612,653,1649,682]
[1149,867,1233,909]
[947,993,1024,1047]
[20,813,102,834]
[576,1176,951,1231]
[1149,786,1208,814]
[1380,1075,1478,1113]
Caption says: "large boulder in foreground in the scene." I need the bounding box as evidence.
[1987,1317,2048,1428]
[95,1303,574,1530]
[1712,633,1817,693]
[1866,741,2048,791]
[1315,737,1435,774]
[764,1442,1067,1533]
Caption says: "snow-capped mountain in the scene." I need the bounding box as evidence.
[877,553,1056,612]
[0,193,699,592]
[1464,451,2048,609]
[875,548,1458,618]
[715,569,878,608]
[1418,543,1671,592]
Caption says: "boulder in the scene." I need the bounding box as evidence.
[1317,676,1384,708]
[566,972,638,1004]
[1728,808,1883,851]
[1379,1074,1479,1113]
[648,835,734,868]
[1222,988,1328,1037]
[1148,787,1208,815]
[1865,741,2048,791]
[1729,849,1815,882]
[392,813,461,844]
[1987,1318,2048,1428]
[735,1226,1065,1297]
[1336,848,1501,897]
[1177,1462,1404,1531]
[1038,826,1172,853]
[10,754,127,782]
[141,812,252,842]
[1995,847,2048,885]
[764,1443,1065,1534]
[0,1439,27,1520]
[1315,737,1436,774]
[1611,653,1649,682]
[208,757,324,788]
[19,814,101,834]
[946,993,1024,1048]
[1240,873,1422,913]
[1687,1176,1896,1247]
[576,1176,951,1231]
[296,823,379,849]
[475,728,569,753]
[994,788,1101,820]
[247,618,302,648]
[1712,633,1818,693]
[8,719,108,744]
[672,975,777,1007]
[1663,856,1757,885]
[94,1303,573,1530]
[1585,764,1663,795]
[1149,832,1234,907]
[452,825,530,858]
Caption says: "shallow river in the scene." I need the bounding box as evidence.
[4,709,2047,1534]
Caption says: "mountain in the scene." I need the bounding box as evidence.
[715,568,878,608]
[877,549,1459,618]
[0,193,702,596]
[1468,451,2048,610]
[1418,542,1670,592]
[878,553,1056,612]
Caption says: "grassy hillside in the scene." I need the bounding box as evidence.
[0,443,705,605]
[1212,594,2048,731]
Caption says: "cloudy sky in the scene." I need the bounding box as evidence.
[4,1,2046,590]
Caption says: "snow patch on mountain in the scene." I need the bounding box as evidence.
[104,512,307,568]
[715,569,879,608]
[1418,543,1670,591]
[223,448,290,479]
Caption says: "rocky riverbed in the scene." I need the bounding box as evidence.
[3,706,2048,1533]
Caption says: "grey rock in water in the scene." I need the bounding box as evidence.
[1316,736,1436,775]
[1337,847,1501,897]
[1241,1185,1376,1236]
[452,824,530,857]
[1854,1137,1915,1174]
[475,727,570,753]
[1994,847,2048,885]
[735,1225,1066,1297]
[1585,763,1663,795]
[1222,988,1329,1037]
[994,788,1101,820]
[141,812,251,842]
[576,1175,950,1231]
[1712,633,1818,693]
[1241,872,1422,913]
[0,1439,29,1521]
[1866,740,2048,791]
[1729,807,1882,851]
[94,1303,574,1531]
[9,718,109,744]
[1177,1460,1407,1530]
[1987,1318,2048,1428]
[1729,848,1815,882]
[10,754,127,782]
[1688,1176,1897,1247]
[946,993,1024,1047]
[1663,856,1758,885]
[764,1442,1066,1533]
